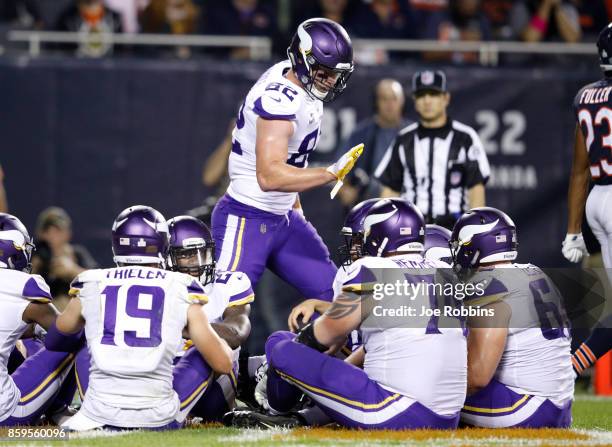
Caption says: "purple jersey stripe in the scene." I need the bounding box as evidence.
[187,280,205,295]
[343,266,377,287]
[253,98,296,121]
[22,277,52,301]
[229,287,255,303]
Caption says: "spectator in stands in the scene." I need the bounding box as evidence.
[0,164,7,213]
[203,0,276,59]
[105,0,150,33]
[0,0,42,28]
[481,0,514,39]
[140,0,200,57]
[336,78,410,206]
[292,0,354,32]
[140,0,199,34]
[510,0,581,43]
[354,0,416,39]
[573,0,611,41]
[422,0,492,63]
[56,0,122,57]
[31,207,97,309]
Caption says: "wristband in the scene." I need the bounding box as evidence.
[530,15,548,33]
[295,323,328,353]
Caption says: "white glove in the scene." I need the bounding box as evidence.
[253,361,271,411]
[562,233,588,263]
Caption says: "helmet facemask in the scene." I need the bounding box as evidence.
[302,55,353,103]
[339,230,365,268]
[169,242,215,286]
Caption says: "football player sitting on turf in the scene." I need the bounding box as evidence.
[167,215,253,421]
[234,199,467,429]
[0,213,77,427]
[287,198,381,333]
[452,207,574,428]
[57,205,233,431]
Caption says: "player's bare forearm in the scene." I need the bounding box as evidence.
[567,124,591,233]
[466,302,509,395]
[468,183,485,209]
[313,292,363,347]
[345,346,365,368]
[55,298,85,333]
[202,122,234,187]
[256,117,335,192]
[212,304,251,349]
[257,161,335,192]
[467,327,507,395]
[188,304,233,374]
[0,184,7,213]
[554,6,581,43]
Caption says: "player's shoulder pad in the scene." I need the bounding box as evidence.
[165,271,210,305]
[21,273,52,303]
[68,269,104,298]
[465,271,509,306]
[573,80,608,109]
[216,270,254,307]
[341,257,379,294]
[253,81,302,121]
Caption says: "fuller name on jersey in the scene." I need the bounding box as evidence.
[574,78,612,184]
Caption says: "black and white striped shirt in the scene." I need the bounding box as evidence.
[375,119,490,225]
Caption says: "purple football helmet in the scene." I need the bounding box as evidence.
[339,198,381,266]
[111,205,169,266]
[362,198,425,257]
[450,207,518,274]
[0,213,35,272]
[167,216,215,286]
[424,224,452,263]
[287,18,354,103]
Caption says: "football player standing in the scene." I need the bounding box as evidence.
[563,23,612,376]
[211,18,363,303]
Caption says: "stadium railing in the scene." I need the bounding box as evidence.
[6,31,597,65]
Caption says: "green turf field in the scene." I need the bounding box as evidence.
[1,395,610,447]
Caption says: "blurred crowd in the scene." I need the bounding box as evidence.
[0,0,607,61]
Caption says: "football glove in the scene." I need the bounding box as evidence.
[327,143,364,199]
[561,233,588,263]
[253,361,271,411]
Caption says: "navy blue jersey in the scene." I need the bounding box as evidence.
[574,78,612,185]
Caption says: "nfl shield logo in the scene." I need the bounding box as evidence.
[260,223,267,234]
[422,71,434,85]
[450,171,462,186]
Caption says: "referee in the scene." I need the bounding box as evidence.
[374,70,490,229]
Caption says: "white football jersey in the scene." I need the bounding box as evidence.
[71,266,208,428]
[177,270,254,361]
[227,60,324,214]
[203,270,254,324]
[341,254,467,416]
[468,264,574,407]
[0,269,52,422]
